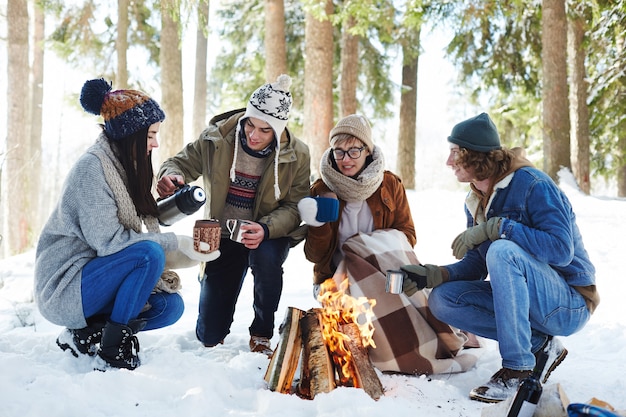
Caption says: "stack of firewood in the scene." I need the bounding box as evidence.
[264,306,384,400]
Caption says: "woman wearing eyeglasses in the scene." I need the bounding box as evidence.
[300,114,416,294]
[298,114,475,375]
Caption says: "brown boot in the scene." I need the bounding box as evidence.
[249,336,273,358]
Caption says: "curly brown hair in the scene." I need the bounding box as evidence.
[455,147,516,181]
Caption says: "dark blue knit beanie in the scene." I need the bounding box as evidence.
[447,112,501,152]
[80,78,165,140]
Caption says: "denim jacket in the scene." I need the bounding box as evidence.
[446,166,596,292]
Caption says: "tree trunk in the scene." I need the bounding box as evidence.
[31,1,45,237]
[303,0,334,180]
[615,31,626,197]
[117,0,130,88]
[541,0,571,181]
[568,15,590,194]
[397,34,420,190]
[6,0,31,255]
[339,16,358,118]
[264,0,288,82]
[192,1,210,139]
[159,2,184,165]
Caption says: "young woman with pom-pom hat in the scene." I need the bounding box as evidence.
[34,79,220,370]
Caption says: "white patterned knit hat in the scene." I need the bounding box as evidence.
[231,74,293,200]
[244,74,293,140]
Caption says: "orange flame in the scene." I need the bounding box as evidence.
[317,277,376,385]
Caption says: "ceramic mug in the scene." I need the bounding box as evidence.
[193,219,221,254]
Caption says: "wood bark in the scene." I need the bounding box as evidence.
[31,1,45,236]
[6,0,31,255]
[568,15,590,194]
[159,1,184,165]
[298,309,336,399]
[264,0,288,82]
[192,1,210,139]
[340,323,384,400]
[303,0,334,180]
[339,17,358,118]
[615,33,626,197]
[541,0,571,180]
[117,0,129,88]
[397,37,419,190]
[265,307,304,393]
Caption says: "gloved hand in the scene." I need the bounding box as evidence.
[399,264,446,296]
[451,216,502,259]
[168,235,220,269]
[297,196,339,227]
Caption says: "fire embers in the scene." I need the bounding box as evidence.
[265,278,384,400]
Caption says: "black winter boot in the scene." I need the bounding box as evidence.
[57,316,107,357]
[97,321,141,370]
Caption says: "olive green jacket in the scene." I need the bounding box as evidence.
[158,109,310,244]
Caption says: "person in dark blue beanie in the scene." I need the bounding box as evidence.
[447,112,501,152]
[399,112,599,402]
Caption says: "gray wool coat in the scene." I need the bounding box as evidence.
[34,138,178,329]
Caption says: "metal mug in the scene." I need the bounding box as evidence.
[385,269,407,294]
[226,219,252,243]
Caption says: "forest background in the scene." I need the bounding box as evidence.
[1,0,625,259]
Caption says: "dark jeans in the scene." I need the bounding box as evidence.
[81,240,184,331]
[196,237,290,346]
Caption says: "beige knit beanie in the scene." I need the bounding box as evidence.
[329,114,373,150]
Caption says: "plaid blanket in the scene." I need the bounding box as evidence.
[332,229,477,375]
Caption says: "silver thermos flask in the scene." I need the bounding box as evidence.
[157,182,206,226]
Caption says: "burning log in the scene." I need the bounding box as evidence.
[339,323,384,400]
[264,307,305,393]
[298,308,336,399]
[265,306,384,401]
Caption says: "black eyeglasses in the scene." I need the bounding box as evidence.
[332,146,366,160]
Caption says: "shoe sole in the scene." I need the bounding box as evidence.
[468,391,505,403]
[542,347,568,384]
[56,338,79,358]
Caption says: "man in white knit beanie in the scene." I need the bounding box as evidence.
[157,75,311,356]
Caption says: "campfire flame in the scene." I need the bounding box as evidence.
[317,278,377,386]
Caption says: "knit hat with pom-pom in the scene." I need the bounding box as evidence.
[242,74,292,140]
[79,78,165,140]
[231,74,293,200]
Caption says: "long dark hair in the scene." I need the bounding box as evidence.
[109,127,159,217]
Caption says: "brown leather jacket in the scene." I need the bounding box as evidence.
[304,171,416,284]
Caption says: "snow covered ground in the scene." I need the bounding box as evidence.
[1,171,624,417]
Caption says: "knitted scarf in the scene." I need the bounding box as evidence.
[319,145,385,203]
[88,134,181,293]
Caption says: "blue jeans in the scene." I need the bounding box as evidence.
[429,240,590,370]
[81,241,184,331]
[196,237,290,346]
